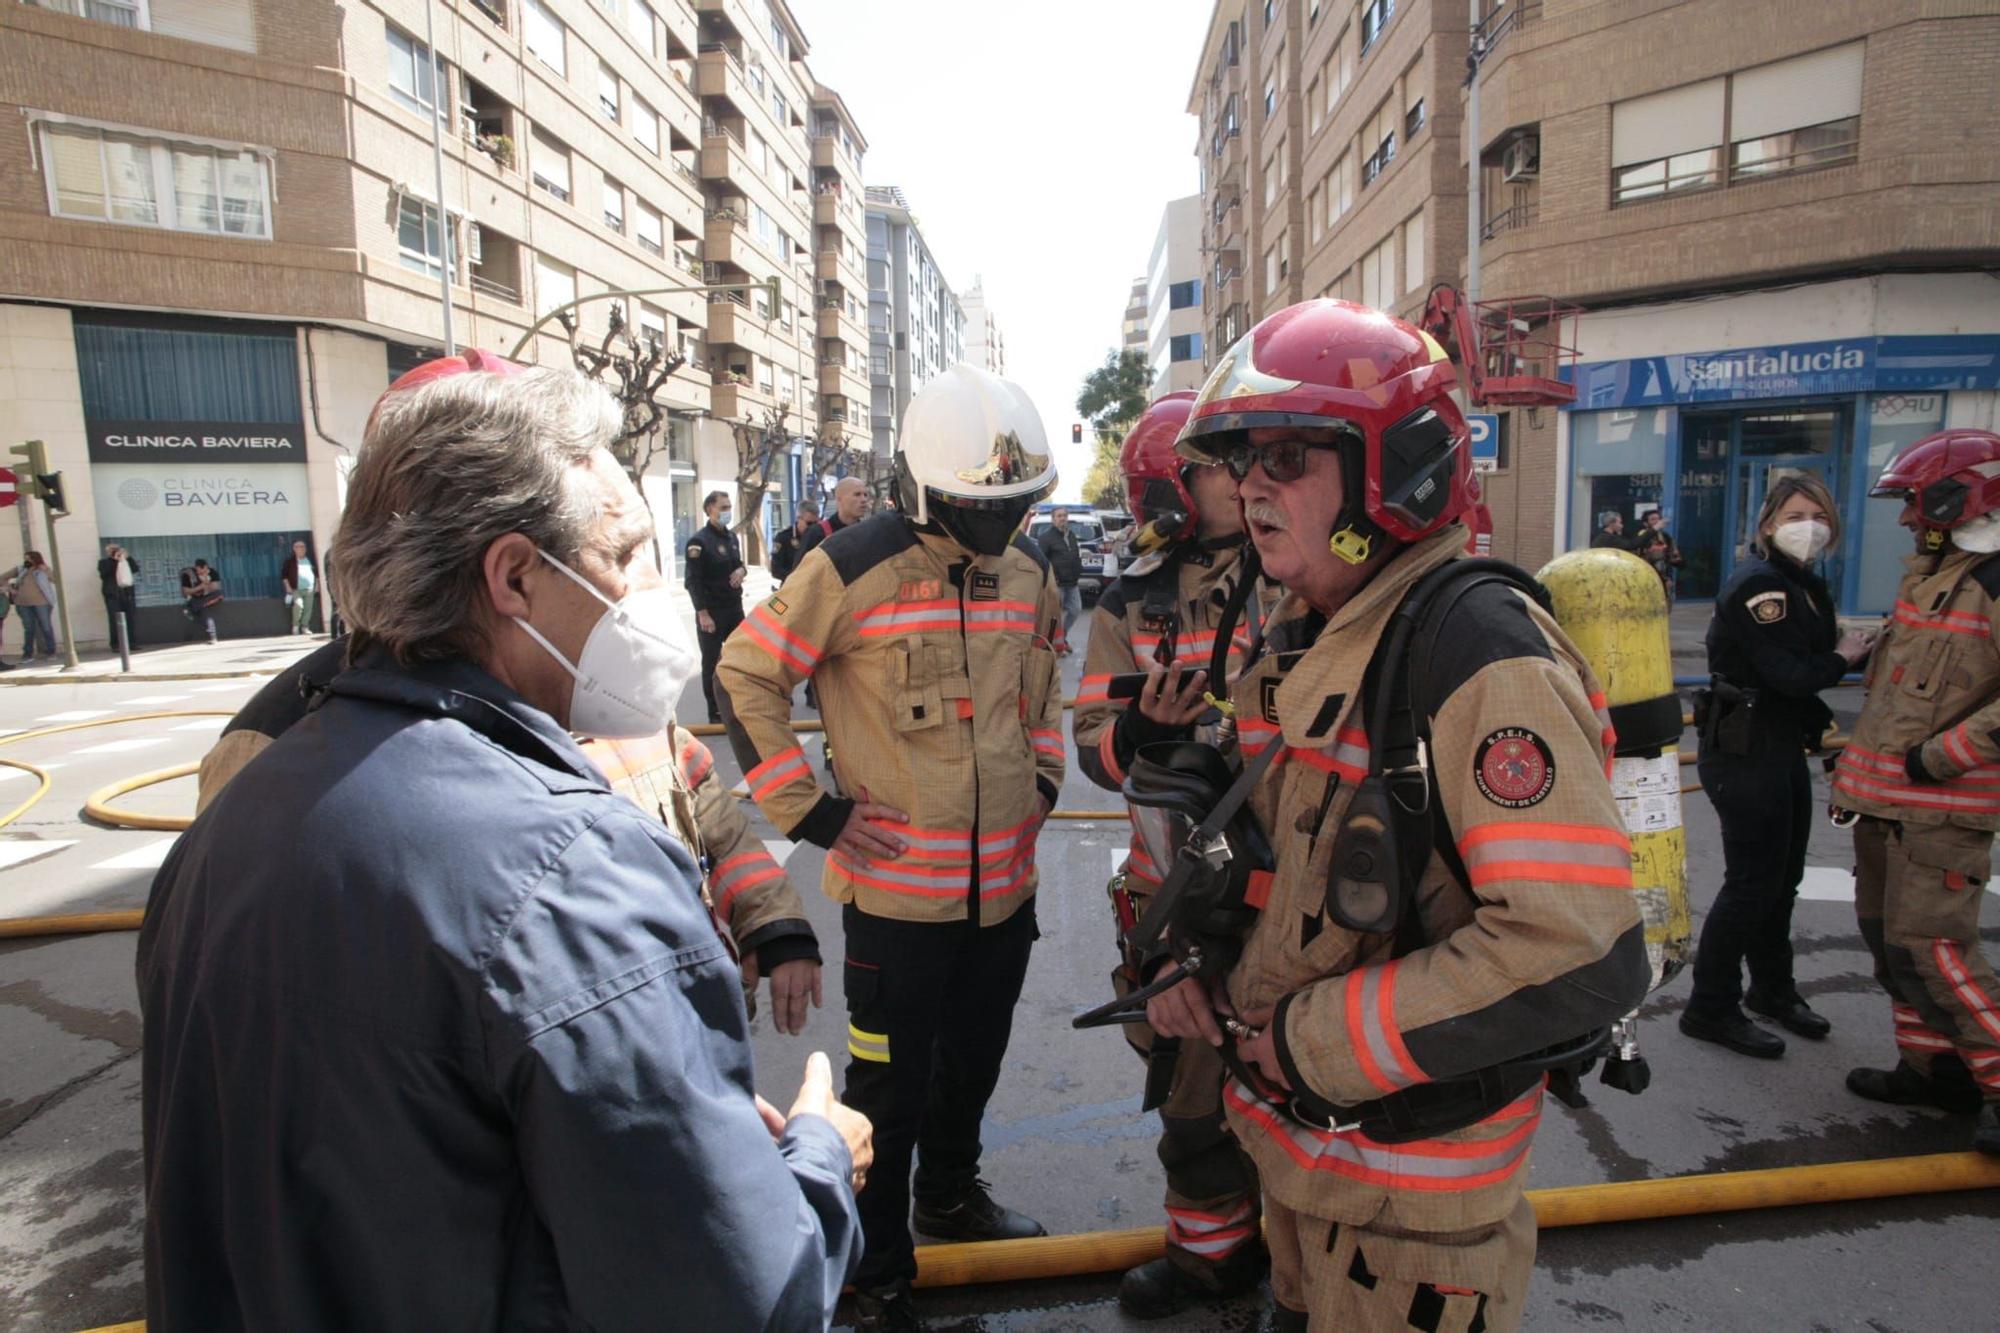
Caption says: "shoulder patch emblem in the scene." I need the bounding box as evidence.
[970,570,1000,602]
[767,595,788,615]
[1473,728,1557,808]
[1261,676,1281,724]
[686,543,703,559]
[1746,589,1786,623]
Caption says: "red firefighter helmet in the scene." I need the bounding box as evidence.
[1870,428,2000,531]
[1119,391,1201,541]
[1177,298,1472,564]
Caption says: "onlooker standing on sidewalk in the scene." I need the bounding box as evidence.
[1036,505,1083,652]
[281,540,317,636]
[181,559,222,644]
[684,491,745,723]
[14,552,57,661]
[0,575,13,669]
[99,543,140,649]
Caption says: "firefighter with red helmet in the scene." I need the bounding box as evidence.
[1832,428,2000,1155]
[1146,300,1648,1330]
[1071,391,1272,1317]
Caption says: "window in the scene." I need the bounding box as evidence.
[1308,77,1323,133]
[1611,78,1722,202]
[779,367,797,403]
[1332,150,1354,222]
[1405,98,1425,140]
[1168,279,1201,310]
[637,301,667,347]
[769,12,789,61]
[602,177,624,230]
[1308,185,1323,241]
[757,357,774,393]
[1263,149,1279,207]
[633,96,660,154]
[626,0,658,56]
[1264,243,1278,294]
[1262,0,1274,24]
[1362,97,1396,185]
[1264,76,1277,120]
[41,123,272,238]
[598,62,620,119]
[1171,333,1203,363]
[1401,210,1425,295]
[1729,43,1862,181]
[772,89,789,126]
[386,26,439,115]
[29,0,143,25]
[1309,0,1321,22]
[1360,0,1393,54]
[524,0,566,75]
[397,195,456,280]
[747,60,765,95]
[531,130,571,202]
[635,198,663,255]
[534,253,575,318]
[1360,234,1393,310]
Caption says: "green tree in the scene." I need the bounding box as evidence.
[1075,347,1151,511]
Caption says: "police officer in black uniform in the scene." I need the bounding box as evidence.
[685,490,746,723]
[1682,475,1876,1057]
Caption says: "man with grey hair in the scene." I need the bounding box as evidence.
[138,351,869,1330]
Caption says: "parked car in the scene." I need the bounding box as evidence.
[1027,510,1118,605]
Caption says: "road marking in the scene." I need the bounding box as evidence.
[762,839,799,866]
[90,838,178,871]
[119,694,189,706]
[188,682,254,693]
[171,717,226,731]
[0,840,75,872]
[36,709,113,723]
[1798,865,2000,901]
[1110,847,1123,882]
[72,737,168,756]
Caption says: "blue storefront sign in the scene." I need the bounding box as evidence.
[1467,413,1499,472]
[1565,334,2000,409]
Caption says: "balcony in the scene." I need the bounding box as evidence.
[707,292,778,356]
[818,301,864,343]
[816,247,862,289]
[696,44,746,102]
[703,209,746,266]
[1480,198,1538,241]
[814,190,852,227]
[812,133,840,170]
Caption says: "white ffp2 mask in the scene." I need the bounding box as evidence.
[1771,519,1832,564]
[513,550,698,739]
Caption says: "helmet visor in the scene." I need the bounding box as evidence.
[927,487,1046,557]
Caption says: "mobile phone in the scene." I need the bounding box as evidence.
[1107,666,1195,701]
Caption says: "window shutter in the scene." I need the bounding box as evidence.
[1611,78,1724,166]
[1730,43,1863,140]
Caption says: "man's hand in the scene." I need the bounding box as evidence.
[762,959,823,1035]
[787,1051,874,1190]
[1137,658,1211,727]
[1235,1006,1291,1092]
[1836,627,1878,664]
[1146,973,1226,1047]
[833,786,909,861]
[697,609,716,634]
[728,567,746,589]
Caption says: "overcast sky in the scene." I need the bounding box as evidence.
[788,0,1211,501]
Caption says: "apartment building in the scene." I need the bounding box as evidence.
[1189,0,2000,607]
[864,185,964,459]
[961,276,1005,376]
[1121,278,1149,354]
[1145,195,1205,396]
[0,0,869,646]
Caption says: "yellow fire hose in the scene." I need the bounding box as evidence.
[67,1150,2000,1330]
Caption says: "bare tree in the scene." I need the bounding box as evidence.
[559,305,686,566]
[730,403,793,566]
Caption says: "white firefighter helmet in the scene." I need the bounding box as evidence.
[895,364,1057,555]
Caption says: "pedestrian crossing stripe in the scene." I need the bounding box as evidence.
[847,1023,890,1064]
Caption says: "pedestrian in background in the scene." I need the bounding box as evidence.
[14,551,57,661]
[281,539,316,636]
[1037,505,1084,652]
[1590,510,1627,549]
[0,575,13,669]
[181,559,222,644]
[772,502,818,583]
[1681,476,1875,1059]
[99,543,139,649]
[684,491,745,723]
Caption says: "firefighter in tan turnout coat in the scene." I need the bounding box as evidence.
[1832,428,2000,1155]
[1148,300,1650,1332]
[1070,390,1272,1317]
[715,365,1066,1330]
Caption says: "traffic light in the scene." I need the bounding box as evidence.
[37,471,66,516]
[9,441,49,495]
[1072,422,1083,444]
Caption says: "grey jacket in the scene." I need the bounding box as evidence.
[139,647,860,1330]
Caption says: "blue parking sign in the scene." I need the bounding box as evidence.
[1467,413,1500,472]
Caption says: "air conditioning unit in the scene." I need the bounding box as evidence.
[1502,135,1540,183]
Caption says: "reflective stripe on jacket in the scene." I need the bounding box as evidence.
[1222,525,1649,1233]
[1834,549,2000,828]
[715,512,1066,925]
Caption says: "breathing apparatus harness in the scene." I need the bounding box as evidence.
[1075,555,1631,1141]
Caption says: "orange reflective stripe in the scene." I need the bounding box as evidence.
[1459,821,1631,852]
[1224,1080,1542,1190]
[1244,868,1273,910]
[1076,673,1115,705]
[1893,600,1992,637]
[742,605,820,674]
[1098,727,1128,785]
[746,747,812,801]
[1945,725,1983,771]
[1031,727,1064,761]
[1934,940,2000,1045]
[676,735,715,788]
[712,851,786,913]
[1343,968,1398,1094]
[1459,822,1632,888]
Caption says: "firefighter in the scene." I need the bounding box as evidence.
[1071,390,1269,1317]
[685,490,745,723]
[1831,428,2000,1155]
[802,475,872,558]
[715,364,1064,1330]
[1150,300,1650,1331]
[1680,475,1876,1058]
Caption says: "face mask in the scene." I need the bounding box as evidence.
[512,550,698,739]
[716,509,733,525]
[1771,519,1832,564]
[1954,512,2000,554]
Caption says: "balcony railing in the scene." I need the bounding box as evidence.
[1480,199,1537,241]
[470,0,507,28]
[470,273,520,303]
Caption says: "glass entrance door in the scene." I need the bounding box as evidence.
[1677,414,1732,599]
[1679,405,1844,599]
[1734,407,1844,594]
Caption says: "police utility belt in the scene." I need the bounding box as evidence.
[1074,557,1614,1145]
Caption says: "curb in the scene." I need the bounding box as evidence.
[0,669,280,685]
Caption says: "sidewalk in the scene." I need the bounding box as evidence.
[0,633,327,683]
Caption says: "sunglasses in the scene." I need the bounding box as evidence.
[1219,437,1339,483]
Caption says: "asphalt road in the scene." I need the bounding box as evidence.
[0,628,1996,1331]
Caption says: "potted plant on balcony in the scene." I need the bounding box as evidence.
[475,134,514,169]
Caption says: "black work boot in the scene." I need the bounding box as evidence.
[911,1178,1046,1242]
[1976,1104,2000,1156]
[1845,1060,1983,1114]
[852,1278,923,1331]
[1679,1007,1785,1059]
[1744,988,1832,1039]
[1118,1239,1268,1319]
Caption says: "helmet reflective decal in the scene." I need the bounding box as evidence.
[1194,339,1303,410]
[1417,329,1451,364]
[953,429,1049,487]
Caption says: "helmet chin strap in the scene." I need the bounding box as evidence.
[1327,440,1382,566]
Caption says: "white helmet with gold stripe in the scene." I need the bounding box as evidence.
[895,364,1057,556]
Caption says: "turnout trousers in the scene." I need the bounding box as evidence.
[1853,816,2000,1101]
[1263,1190,1535,1333]
[841,900,1037,1289]
[1688,747,1813,1018]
